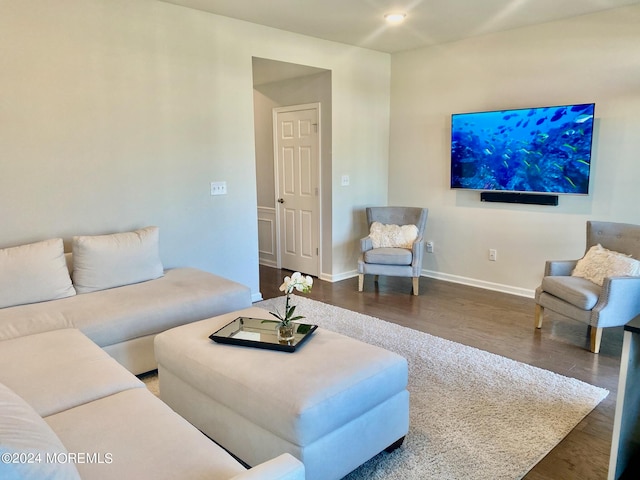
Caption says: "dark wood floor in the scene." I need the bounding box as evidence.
[259,266,622,480]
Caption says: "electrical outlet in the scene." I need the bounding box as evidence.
[341,175,350,186]
[489,249,497,261]
[426,241,434,253]
[210,181,227,196]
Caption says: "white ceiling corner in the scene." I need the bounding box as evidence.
[159,0,640,54]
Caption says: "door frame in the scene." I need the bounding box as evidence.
[272,102,322,276]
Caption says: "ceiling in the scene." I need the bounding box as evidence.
[251,58,328,86]
[160,0,640,53]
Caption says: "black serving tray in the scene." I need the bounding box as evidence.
[209,317,318,352]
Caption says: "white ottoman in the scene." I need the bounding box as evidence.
[155,307,409,480]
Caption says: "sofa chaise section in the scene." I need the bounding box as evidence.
[0,328,304,480]
[0,329,144,417]
[45,388,255,480]
[44,388,303,480]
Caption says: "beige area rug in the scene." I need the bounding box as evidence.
[142,296,608,480]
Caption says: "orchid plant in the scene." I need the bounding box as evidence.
[270,272,313,326]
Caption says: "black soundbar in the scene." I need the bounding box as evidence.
[480,192,559,206]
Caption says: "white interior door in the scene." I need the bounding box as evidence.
[274,104,320,276]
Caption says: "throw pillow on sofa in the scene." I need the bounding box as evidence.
[0,238,76,309]
[72,226,164,294]
[0,382,81,480]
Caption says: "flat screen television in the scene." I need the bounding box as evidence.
[450,103,595,195]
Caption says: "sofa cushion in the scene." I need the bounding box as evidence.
[0,382,81,480]
[0,329,144,417]
[369,222,418,249]
[0,238,75,309]
[72,226,164,294]
[45,388,246,480]
[0,299,75,343]
[69,267,251,348]
[572,243,640,286]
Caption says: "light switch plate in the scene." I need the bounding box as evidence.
[211,181,227,195]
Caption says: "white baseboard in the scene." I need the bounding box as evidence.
[319,270,358,283]
[251,292,264,303]
[321,269,535,298]
[422,269,535,299]
[258,259,277,268]
[256,265,534,299]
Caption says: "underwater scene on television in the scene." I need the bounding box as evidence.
[451,103,595,194]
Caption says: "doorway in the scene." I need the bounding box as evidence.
[252,57,331,279]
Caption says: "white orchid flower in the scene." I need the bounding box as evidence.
[270,272,314,325]
[279,276,291,292]
[279,272,313,294]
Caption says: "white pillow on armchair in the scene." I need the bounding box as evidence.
[369,222,418,249]
[572,243,640,286]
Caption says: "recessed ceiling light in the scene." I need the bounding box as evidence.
[384,12,406,24]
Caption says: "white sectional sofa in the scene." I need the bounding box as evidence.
[0,227,305,479]
[0,227,252,375]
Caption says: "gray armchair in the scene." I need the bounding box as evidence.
[535,221,640,353]
[358,207,429,295]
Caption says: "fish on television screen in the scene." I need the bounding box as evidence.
[450,103,595,195]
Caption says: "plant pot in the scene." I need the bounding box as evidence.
[277,323,295,343]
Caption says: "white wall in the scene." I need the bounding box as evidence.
[389,5,640,296]
[0,0,390,297]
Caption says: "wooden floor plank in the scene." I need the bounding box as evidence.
[259,266,621,480]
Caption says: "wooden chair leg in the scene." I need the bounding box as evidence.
[534,304,544,329]
[358,274,364,292]
[590,326,603,354]
[412,277,419,296]
[373,275,379,284]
